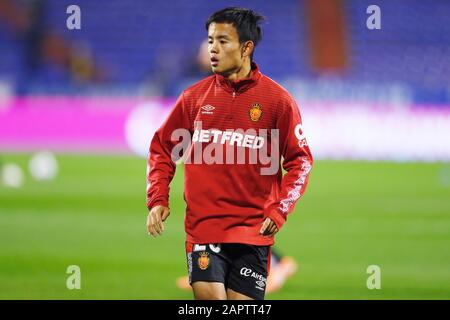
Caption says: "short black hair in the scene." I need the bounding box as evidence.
[205,7,265,60]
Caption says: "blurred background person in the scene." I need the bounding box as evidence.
[0,0,105,95]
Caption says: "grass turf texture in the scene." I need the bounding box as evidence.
[0,153,449,299]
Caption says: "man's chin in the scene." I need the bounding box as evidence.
[211,67,229,76]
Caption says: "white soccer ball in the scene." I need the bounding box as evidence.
[29,151,59,181]
[1,163,24,188]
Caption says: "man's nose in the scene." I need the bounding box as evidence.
[209,42,218,53]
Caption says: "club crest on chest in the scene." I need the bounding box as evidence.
[249,103,262,122]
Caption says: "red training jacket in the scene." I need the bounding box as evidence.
[147,62,313,246]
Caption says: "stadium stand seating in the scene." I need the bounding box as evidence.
[0,0,448,102]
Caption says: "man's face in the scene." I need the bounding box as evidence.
[207,22,246,76]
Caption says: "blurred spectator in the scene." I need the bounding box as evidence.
[0,0,105,95]
[146,39,212,97]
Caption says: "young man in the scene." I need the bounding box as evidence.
[146,7,314,300]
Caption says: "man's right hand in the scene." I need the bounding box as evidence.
[146,205,170,237]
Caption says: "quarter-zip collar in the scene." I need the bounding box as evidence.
[215,62,262,95]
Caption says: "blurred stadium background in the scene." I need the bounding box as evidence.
[0,0,449,299]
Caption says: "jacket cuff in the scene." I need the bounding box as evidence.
[265,208,287,231]
[147,199,169,211]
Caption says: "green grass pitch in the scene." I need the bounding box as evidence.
[1,153,449,299]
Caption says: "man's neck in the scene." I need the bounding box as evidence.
[225,60,252,82]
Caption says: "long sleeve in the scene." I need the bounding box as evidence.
[265,96,314,230]
[146,92,191,210]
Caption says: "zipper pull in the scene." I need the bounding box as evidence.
[232,91,236,98]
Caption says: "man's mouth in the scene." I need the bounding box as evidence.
[210,57,219,67]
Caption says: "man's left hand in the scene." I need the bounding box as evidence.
[260,217,278,236]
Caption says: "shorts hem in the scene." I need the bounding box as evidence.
[226,284,265,301]
[186,237,274,246]
[190,278,225,285]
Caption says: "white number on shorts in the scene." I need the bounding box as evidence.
[209,244,221,253]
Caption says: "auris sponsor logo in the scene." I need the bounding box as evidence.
[240,267,267,291]
[240,267,266,282]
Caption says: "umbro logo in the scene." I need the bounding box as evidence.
[201,105,215,115]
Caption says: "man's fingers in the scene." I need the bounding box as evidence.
[153,214,162,235]
[259,219,267,234]
[263,222,275,236]
[159,208,169,232]
[157,212,164,234]
[161,208,170,222]
[260,219,278,236]
[147,214,152,233]
[147,224,157,237]
[268,223,278,235]
[260,218,270,234]
[146,206,169,237]
[147,211,163,237]
[154,212,165,235]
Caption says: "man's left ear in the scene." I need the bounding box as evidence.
[242,41,254,58]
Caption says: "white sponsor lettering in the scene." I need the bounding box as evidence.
[193,129,264,150]
[209,244,221,253]
[170,122,281,175]
[193,244,206,252]
[294,123,308,147]
[279,157,312,214]
[240,267,252,277]
[239,267,266,282]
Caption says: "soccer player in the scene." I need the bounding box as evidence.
[146,7,314,300]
